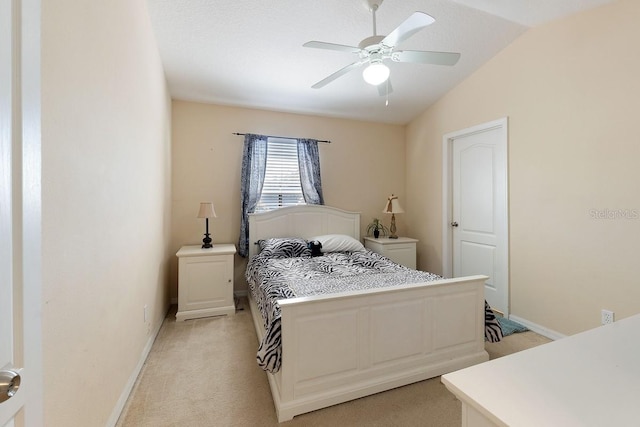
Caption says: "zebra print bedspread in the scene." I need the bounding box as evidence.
[246,249,503,373]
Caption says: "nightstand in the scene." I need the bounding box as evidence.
[363,236,418,269]
[175,244,236,321]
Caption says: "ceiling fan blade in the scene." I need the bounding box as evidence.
[303,41,361,53]
[381,12,435,47]
[311,61,364,89]
[377,79,393,97]
[392,50,460,66]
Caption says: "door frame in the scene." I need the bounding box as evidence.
[441,117,509,314]
[0,0,43,424]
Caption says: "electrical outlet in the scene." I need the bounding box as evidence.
[601,309,614,325]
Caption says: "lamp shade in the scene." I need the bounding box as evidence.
[383,194,404,214]
[197,202,217,219]
[362,62,390,86]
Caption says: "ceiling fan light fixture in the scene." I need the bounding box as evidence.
[304,10,457,91]
[362,62,390,86]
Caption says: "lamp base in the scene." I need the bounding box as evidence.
[202,233,212,249]
[389,213,399,239]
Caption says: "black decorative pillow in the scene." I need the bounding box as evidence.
[307,240,323,257]
[258,238,311,258]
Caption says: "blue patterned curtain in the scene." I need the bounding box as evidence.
[297,139,324,205]
[238,134,268,257]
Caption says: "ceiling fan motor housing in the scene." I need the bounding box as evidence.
[358,35,385,50]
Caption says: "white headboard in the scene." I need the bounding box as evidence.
[248,205,360,258]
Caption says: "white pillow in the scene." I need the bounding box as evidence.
[310,234,365,253]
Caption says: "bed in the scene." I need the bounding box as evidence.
[246,205,499,422]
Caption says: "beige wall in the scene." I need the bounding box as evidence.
[407,0,640,335]
[37,1,638,422]
[42,1,171,425]
[171,100,406,296]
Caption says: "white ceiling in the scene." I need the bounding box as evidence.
[147,0,615,124]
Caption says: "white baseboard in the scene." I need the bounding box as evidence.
[234,289,248,297]
[106,303,170,427]
[508,314,566,341]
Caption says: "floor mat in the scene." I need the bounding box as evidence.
[498,317,528,336]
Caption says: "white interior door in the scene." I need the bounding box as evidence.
[442,118,508,316]
[0,0,43,425]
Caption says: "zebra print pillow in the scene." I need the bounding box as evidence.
[258,237,311,258]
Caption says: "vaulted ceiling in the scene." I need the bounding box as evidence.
[147,0,615,124]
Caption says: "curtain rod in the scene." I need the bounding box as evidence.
[232,132,331,144]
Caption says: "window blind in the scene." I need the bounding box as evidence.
[255,138,305,212]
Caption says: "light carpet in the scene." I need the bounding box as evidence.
[116,299,550,426]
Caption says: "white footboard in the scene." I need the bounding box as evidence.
[249,275,489,422]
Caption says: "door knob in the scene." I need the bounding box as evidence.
[0,369,21,403]
[451,221,459,227]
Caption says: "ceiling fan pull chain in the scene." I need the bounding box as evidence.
[385,79,389,106]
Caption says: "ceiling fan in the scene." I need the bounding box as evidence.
[303,0,461,96]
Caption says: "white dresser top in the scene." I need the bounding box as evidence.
[176,244,236,257]
[363,236,418,244]
[442,314,640,427]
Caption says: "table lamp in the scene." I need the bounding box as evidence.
[383,194,404,239]
[197,202,217,248]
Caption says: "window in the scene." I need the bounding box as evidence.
[239,133,323,257]
[255,138,306,212]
